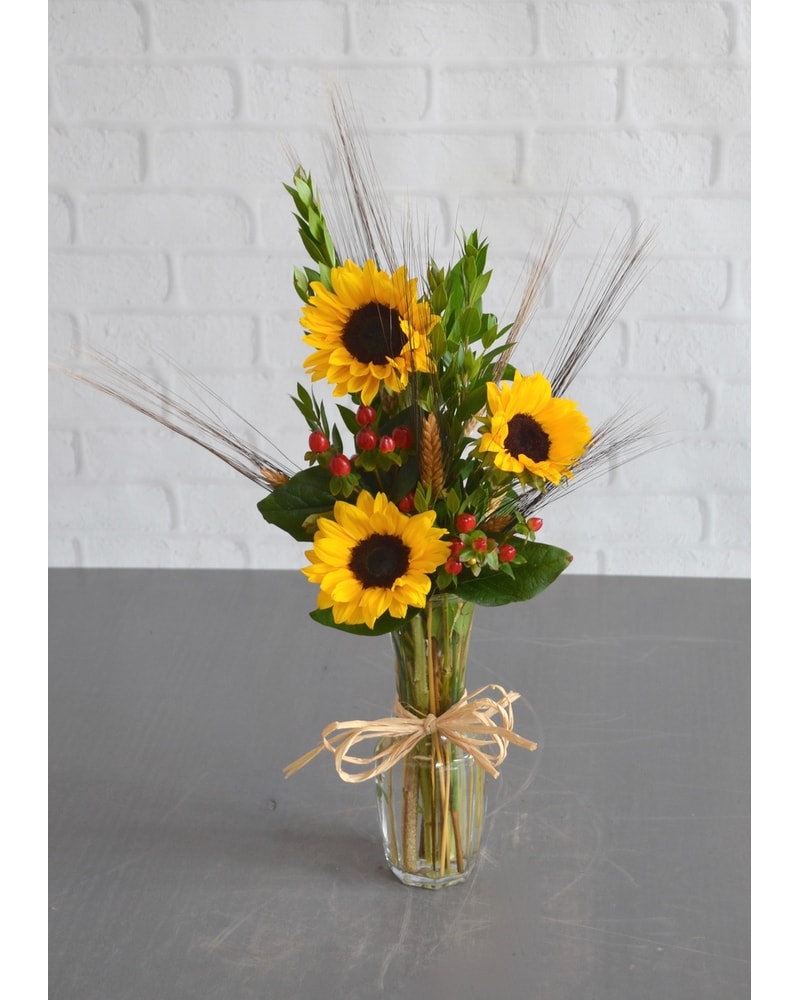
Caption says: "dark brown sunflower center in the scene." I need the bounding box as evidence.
[349,534,410,589]
[342,303,407,365]
[505,413,551,462]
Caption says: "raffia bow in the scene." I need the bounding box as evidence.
[283,684,537,783]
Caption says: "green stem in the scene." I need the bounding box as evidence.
[389,595,477,879]
[402,756,419,872]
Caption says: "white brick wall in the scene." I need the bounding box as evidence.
[48,0,751,578]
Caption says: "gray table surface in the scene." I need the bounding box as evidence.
[49,569,750,1000]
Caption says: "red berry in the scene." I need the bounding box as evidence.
[499,544,517,563]
[397,492,415,513]
[527,517,543,532]
[379,435,396,453]
[444,557,463,575]
[329,454,352,477]
[392,425,413,450]
[355,428,378,450]
[356,405,376,426]
[308,430,329,453]
[472,536,488,552]
[455,513,477,533]
[450,539,465,556]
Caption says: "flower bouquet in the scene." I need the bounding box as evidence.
[56,96,655,888]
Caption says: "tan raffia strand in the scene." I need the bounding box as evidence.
[419,412,445,497]
[283,684,537,783]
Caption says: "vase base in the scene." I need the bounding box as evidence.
[387,862,473,890]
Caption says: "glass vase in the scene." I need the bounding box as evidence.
[376,593,486,889]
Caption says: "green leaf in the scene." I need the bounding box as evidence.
[430,285,448,314]
[430,321,447,359]
[309,606,421,636]
[300,228,324,265]
[322,228,337,267]
[454,543,573,606]
[284,182,308,217]
[393,456,419,500]
[294,176,313,206]
[306,206,324,240]
[256,466,334,541]
[337,404,360,434]
[295,380,312,406]
[481,321,499,350]
[460,382,489,423]
[356,450,378,473]
[292,266,310,301]
[468,270,492,305]
[460,306,481,342]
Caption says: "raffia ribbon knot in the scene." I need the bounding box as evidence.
[283,684,537,783]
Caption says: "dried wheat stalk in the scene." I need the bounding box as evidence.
[419,413,445,498]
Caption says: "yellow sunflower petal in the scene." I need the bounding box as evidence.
[302,491,449,628]
[474,371,591,484]
[299,259,437,404]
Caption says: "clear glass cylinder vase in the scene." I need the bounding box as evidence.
[376,594,486,889]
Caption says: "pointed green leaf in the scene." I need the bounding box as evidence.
[453,542,572,606]
[468,270,492,305]
[393,456,420,501]
[284,182,309,217]
[460,306,481,342]
[256,466,334,541]
[337,404,360,434]
[430,285,448,314]
[300,229,324,265]
[309,606,421,636]
[293,266,310,301]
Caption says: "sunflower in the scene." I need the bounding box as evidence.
[300,259,436,405]
[476,371,592,485]
[302,491,450,629]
